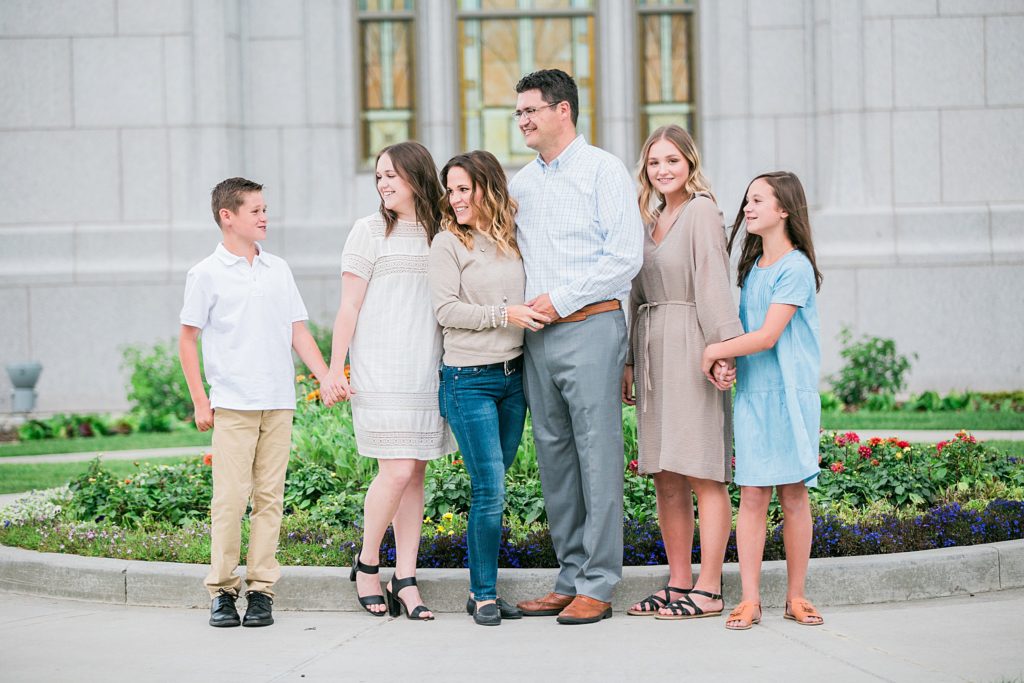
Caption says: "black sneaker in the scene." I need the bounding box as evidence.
[209,589,240,628]
[243,591,274,627]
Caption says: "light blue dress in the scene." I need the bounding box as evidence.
[734,250,821,487]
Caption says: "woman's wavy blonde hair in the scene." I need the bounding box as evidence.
[636,124,713,225]
[439,150,519,257]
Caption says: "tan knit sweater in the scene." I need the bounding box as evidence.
[427,230,526,367]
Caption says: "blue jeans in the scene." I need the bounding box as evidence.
[439,359,527,601]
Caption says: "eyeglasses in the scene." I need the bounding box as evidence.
[512,102,560,121]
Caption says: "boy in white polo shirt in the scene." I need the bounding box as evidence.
[178,177,329,628]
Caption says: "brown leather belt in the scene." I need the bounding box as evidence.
[551,299,621,324]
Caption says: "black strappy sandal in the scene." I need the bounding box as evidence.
[349,548,386,617]
[626,586,691,616]
[654,589,724,620]
[386,576,434,621]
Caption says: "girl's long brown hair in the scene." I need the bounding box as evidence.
[439,151,519,258]
[636,124,713,225]
[376,141,444,243]
[727,171,823,292]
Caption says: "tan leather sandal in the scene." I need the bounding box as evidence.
[725,600,761,630]
[784,599,824,626]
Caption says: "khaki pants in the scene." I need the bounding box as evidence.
[205,408,294,598]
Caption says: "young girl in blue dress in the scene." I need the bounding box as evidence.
[700,171,825,631]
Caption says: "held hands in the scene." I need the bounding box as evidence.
[702,345,736,391]
[525,293,558,322]
[320,366,354,407]
[621,365,636,406]
[713,360,736,389]
[193,399,214,432]
[507,303,551,332]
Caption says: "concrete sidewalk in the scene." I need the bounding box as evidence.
[3,589,1023,682]
[832,429,1024,443]
[0,445,205,465]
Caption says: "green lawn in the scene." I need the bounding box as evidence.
[821,411,1024,431]
[0,456,193,494]
[0,430,211,458]
[986,440,1024,458]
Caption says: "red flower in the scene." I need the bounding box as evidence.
[202,452,214,466]
[835,435,847,446]
[844,431,860,444]
[936,441,947,454]
[858,446,872,458]
[897,440,910,449]
[868,437,883,446]
[830,461,845,473]
[628,459,639,474]
[870,458,880,466]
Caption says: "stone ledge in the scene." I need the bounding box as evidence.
[2,540,1020,612]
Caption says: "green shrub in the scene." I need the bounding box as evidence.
[819,392,843,412]
[65,457,213,527]
[903,390,943,412]
[122,340,199,432]
[829,327,916,407]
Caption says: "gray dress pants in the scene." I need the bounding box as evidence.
[523,309,627,602]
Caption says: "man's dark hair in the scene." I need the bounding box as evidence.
[515,69,578,126]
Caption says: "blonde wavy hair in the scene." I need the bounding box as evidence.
[636,124,714,225]
[439,150,520,257]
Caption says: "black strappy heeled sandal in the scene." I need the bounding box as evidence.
[654,588,725,620]
[349,548,386,617]
[626,586,691,616]
[385,576,434,621]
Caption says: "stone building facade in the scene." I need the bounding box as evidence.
[1,0,1022,413]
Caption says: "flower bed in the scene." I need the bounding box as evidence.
[2,419,1022,567]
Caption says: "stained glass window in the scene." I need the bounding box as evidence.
[457,1,596,165]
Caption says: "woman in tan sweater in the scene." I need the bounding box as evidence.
[622,125,742,620]
[427,150,550,626]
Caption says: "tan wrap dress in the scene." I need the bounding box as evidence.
[627,192,744,481]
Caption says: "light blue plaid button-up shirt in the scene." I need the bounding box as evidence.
[510,135,644,318]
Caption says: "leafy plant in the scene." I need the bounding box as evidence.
[122,340,200,432]
[829,327,916,407]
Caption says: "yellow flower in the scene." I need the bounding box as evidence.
[448,530,454,536]
[442,512,454,521]
[296,374,306,382]
[895,452,903,460]
[435,525,446,533]
[424,517,433,524]
[902,447,911,453]
[88,477,96,483]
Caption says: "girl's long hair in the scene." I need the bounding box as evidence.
[376,141,444,243]
[636,124,713,225]
[439,151,520,257]
[727,171,823,292]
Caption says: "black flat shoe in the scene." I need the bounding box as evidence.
[465,596,522,620]
[473,601,501,626]
[242,591,274,627]
[386,576,434,621]
[349,547,386,617]
[209,589,240,628]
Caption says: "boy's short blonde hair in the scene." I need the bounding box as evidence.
[211,177,263,227]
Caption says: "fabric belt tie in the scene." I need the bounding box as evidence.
[551,299,620,324]
[636,300,695,411]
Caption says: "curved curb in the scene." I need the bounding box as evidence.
[2,539,1022,612]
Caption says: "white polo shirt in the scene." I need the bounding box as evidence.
[180,243,308,411]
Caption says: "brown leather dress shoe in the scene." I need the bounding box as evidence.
[556,595,612,625]
[516,592,575,616]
